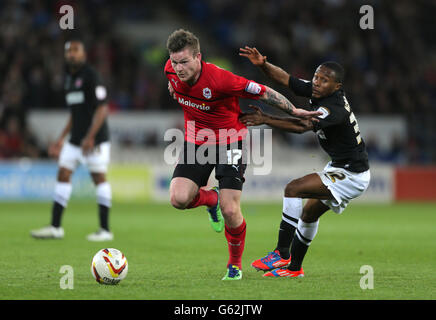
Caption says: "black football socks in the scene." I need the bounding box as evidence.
[275,219,295,259]
[288,219,319,271]
[98,204,110,232]
[51,201,64,228]
[288,234,309,271]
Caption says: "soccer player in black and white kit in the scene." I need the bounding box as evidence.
[31,40,113,241]
[239,47,370,277]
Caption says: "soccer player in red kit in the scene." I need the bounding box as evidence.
[164,29,321,280]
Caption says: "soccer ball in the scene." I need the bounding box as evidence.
[91,248,128,285]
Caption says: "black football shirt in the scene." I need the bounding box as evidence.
[289,76,369,172]
[64,64,109,146]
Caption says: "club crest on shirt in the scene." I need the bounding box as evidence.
[203,87,212,99]
[75,78,83,88]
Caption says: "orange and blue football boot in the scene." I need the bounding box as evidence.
[263,267,304,278]
[251,250,291,271]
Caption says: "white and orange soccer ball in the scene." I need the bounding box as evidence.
[91,248,128,285]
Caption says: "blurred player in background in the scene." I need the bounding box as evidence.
[31,39,113,242]
[240,46,370,278]
[165,30,321,280]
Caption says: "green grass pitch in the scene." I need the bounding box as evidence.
[1,201,435,300]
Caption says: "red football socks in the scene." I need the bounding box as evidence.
[186,188,218,209]
[225,219,246,269]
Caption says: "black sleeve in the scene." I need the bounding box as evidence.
[312,105,347,132]
[288,75,312,97]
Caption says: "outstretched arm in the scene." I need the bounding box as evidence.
[239,105,314,134]
[259,86,321,119]
[239,46,290,87]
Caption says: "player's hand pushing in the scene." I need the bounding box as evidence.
[292,108,322,121]
[240,105,321,127]
[239,47,266,66]
[239,105,266,126]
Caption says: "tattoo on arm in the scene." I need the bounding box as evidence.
[260,87,295,115]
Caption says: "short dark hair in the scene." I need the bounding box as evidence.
[166,29,200,56]
[64,36,86,51]
[320,61,345,83]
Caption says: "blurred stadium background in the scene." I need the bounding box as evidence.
[1,0,436,301]
[0,0,435,204]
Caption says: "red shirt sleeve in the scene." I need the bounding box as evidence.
[215,67,266,100]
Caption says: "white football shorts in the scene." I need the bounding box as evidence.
[58,141,111,173]
[317,161,370,214]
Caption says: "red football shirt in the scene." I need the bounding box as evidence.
[164,59,266,145]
